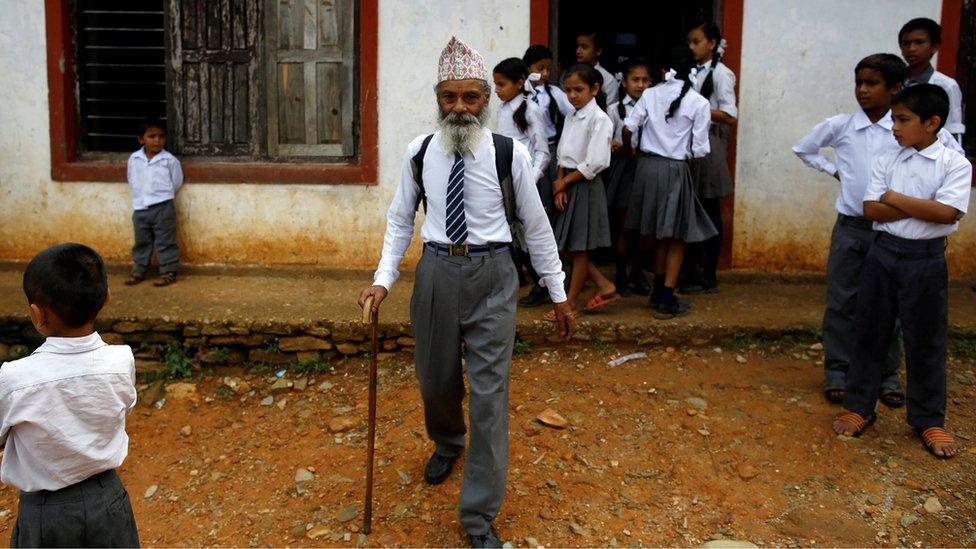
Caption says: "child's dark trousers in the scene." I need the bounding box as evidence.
[844,232,948,429]
[11,469,139,548]
[132,199,179,275]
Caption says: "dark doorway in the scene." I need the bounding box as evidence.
[956,0,975,157]
[551,0,716,77]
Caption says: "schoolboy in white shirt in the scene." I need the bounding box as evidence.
[1,243,139,546]
[125,119,184,287]
[899,17,965,141]
[793,53,962,407]
[833,84,972,460]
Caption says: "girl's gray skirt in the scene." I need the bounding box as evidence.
[603,154,638,211]
[625,153,718,243]
[553,173,612,252]
[690,124,733,199]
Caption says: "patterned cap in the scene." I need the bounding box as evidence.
[437,36,489,83]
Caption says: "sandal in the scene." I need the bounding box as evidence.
[918,427,958,459]
[153,272,177,287]
[124,272,146,286]
[824,388,846,404]
[583,292,621,312]
[880,390,905,409]
[832,410,876,437]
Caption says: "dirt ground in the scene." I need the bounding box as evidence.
[0,341,972,547]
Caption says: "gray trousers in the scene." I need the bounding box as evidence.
[411,245,518,535]
[132,199,179,274]
[824,215,902,393]
[11,469,139,547]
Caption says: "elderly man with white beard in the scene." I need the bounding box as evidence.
[358,37,575,547]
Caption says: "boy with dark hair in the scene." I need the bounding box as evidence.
[125,118,183,287]
[793,54,962,406]
[833,84,972,459]
[898,17,965,140]
[1,243,139,546]
[575,30,618,104]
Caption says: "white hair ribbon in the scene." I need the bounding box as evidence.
[664,68,677,82]
[524,78,536,92]
[614,72,623,82]
[717,38,728,56]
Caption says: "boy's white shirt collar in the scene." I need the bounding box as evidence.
[910,139,944,160]
[133,147,173,164]
[851,109,893,130]
[32,332,106,355]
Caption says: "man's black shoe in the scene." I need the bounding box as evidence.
[518,286,551,308]
[469,524,503,548]
[424,452,458,485]
[653,298,692,320]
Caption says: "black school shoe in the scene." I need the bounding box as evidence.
[424,453,458,485]
[652,298,692,319]
[680,277,718,294]
[630,274,652,296]
[518,286,551,308]
[469,524,503,548]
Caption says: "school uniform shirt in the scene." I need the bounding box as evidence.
[556,97,613,179]
[691,60,738,119]
[0,332,137,492]
[496,94,550,182]
[594,62,619,105]
[530,84,573,143]
[864,140,972,240]
[623,80,711,160]
[374,127,567,303]
[607,96,640,148]
[126,148,183,210]
[792,110,963,217]
[905,64,965,137]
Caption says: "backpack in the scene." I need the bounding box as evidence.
[410,133,525,247]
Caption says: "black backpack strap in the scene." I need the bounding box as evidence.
[492,133,515,225]
[410,134,435,213]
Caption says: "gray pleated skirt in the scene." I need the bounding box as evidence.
[553,174,612,252]
[603,154,638,210]
[690,125,734,199]
[625,154,718,243]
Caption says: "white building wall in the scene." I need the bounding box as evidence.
[0,0,529,269]
[734,0,975,274]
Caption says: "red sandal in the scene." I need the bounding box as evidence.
[919,427,959,459]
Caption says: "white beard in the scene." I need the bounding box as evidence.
[437,109,489,155]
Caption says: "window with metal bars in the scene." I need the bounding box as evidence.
[76,0,167,153]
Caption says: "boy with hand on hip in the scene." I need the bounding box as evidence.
[833,85,972,459]
[1,243,140,546]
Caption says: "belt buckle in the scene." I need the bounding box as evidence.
[448,244,469,257]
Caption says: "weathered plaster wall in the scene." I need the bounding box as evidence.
[0,0,528,269]
[734,0,975,274]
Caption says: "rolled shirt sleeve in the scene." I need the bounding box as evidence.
[690,98,712,159]
[511,141,567,303]
[372,138,423,292]
[622,93,648,136]
[170,156,184,193]
[935,154,973,215]
[713,66,738,119]
[575,113,613,180]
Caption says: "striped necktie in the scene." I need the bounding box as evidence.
[532,87,541,104]
[445,153,468,245]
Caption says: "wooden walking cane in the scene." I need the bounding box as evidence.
[362,295,378,535]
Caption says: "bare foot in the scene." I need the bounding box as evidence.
[832,411,874,437]
[921,427,959,458]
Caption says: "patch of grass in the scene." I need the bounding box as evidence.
[721,332,761,350]
[162,343,194,380]
[513,339,533,355]
[949,336,976,359]
[264,338,280,353]
[290,357,333,376]
[211,347,230,364]
[243,360,277,376]
[215,386,235,400]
